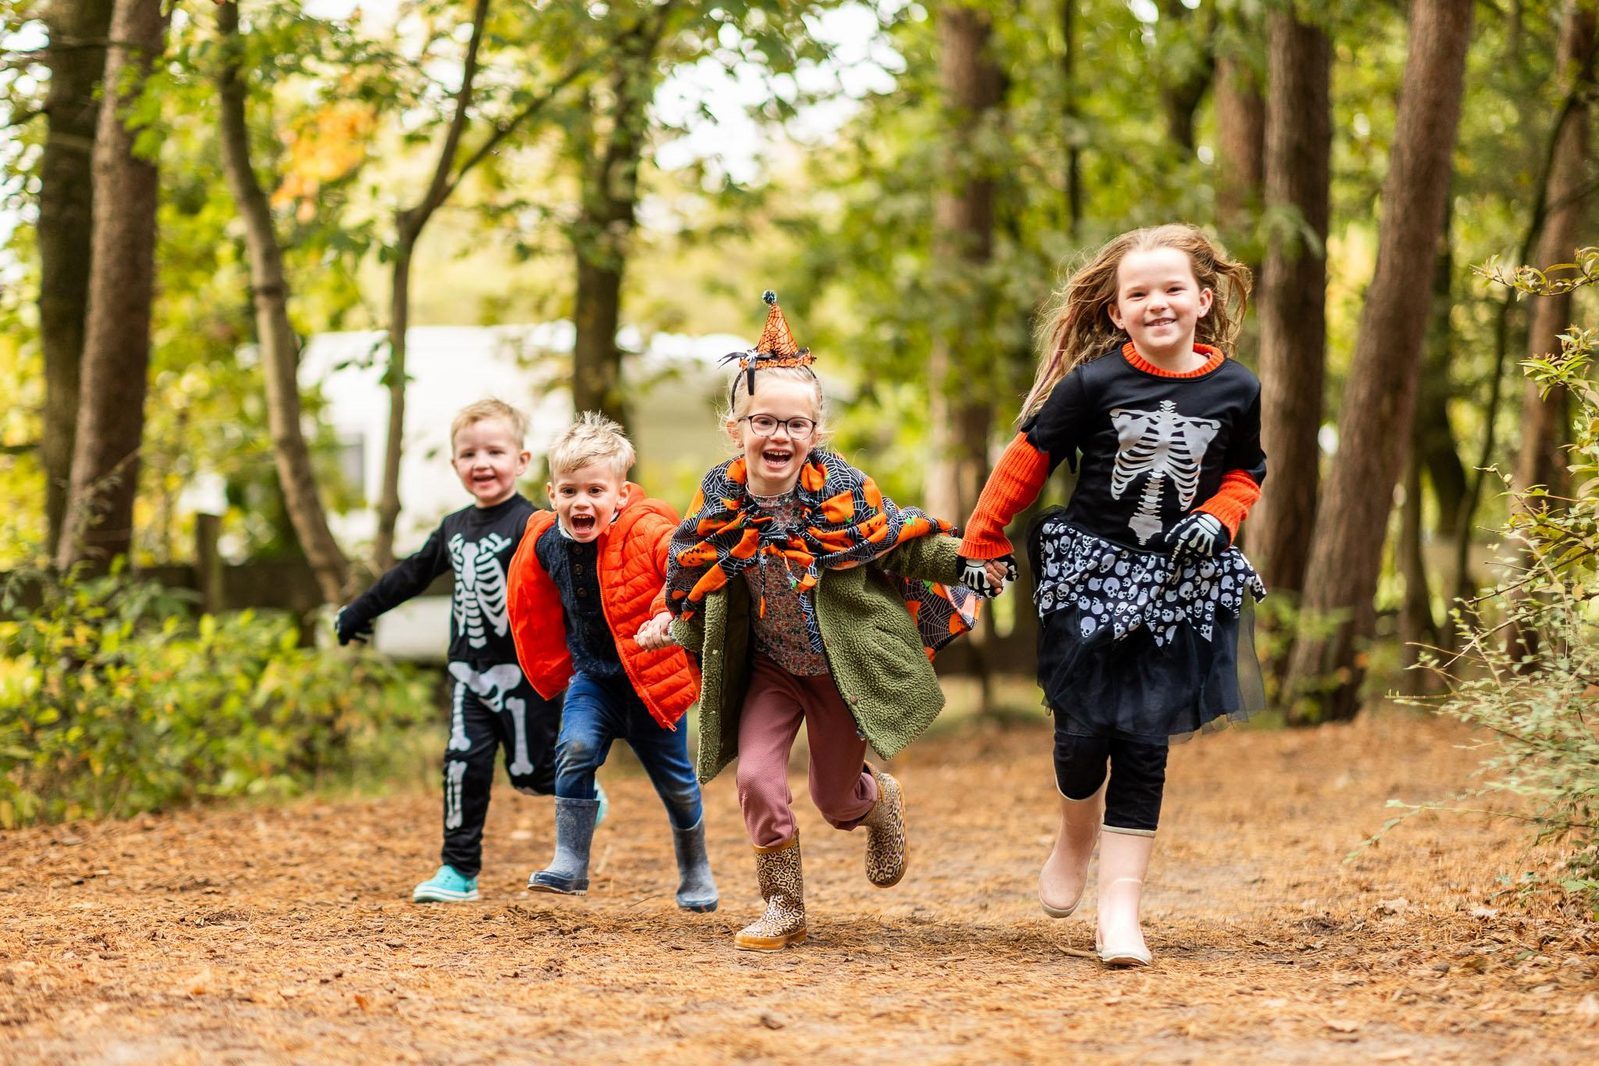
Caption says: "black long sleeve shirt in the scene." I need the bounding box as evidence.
[342,494,535,667]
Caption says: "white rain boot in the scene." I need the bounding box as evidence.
[1095,828,1155,968]
[1039,785,1104,918]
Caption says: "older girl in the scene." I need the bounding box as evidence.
[959,225,1267,967]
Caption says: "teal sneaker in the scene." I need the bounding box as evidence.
[412,864,478,903]
[595,780,610,827]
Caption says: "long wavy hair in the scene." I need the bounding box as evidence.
[1018,224,1252,424]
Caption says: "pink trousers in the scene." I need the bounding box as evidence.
[735,655,879,848]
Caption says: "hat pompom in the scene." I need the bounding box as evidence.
[763,289,777,306]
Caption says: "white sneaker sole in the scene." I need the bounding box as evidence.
[413,887,479,903]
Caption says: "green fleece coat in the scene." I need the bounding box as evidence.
[670,534,963,784]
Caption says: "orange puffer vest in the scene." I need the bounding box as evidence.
[506,491,700,728]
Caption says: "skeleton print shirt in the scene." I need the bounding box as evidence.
[341,494,534,667]
[1025,346,1266,551]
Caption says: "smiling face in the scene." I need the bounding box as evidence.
[547,462,629,543]
[1107,246,1214,366]
[727,376,822,497]
[451,417,530,507]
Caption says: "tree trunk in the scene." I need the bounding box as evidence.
[571,18,660,426]
[1401,225,1455,680]
[1253,6,1330,600]
[39,0,116,556]
[1213,50,1264,245]
[1397,449,1437,695]
[1283,0,1473,725]
[374,0,493,569]
[1505,0,1597,664]
[216,1,348,604]
[1513,1,1596,502]
[1417,210,1465,540]
[54,0,167,571]
[929,4,1005,712]
[1061,0,1082,235]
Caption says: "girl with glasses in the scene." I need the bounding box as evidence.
[637,291,988,952]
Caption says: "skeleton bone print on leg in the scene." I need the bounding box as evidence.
[1109,401,1221,545]
[446,661,524,755]
[504,696,534,776]
[444,759,468,829]
[449,532,514,649]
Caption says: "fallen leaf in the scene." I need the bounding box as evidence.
[759,1012,785,1030]
[1324,1018,1362,1034]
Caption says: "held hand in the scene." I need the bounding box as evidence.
[957,554,1016,599]
[1164,512,1229,563]
[635,611,675,650]
[334,606,372,647]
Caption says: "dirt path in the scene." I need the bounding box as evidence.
[2,709,1595,1064]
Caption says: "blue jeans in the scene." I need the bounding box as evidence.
[556,671,704,831]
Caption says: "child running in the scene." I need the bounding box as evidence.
[506,412,716,912]
[335,398,561,904]
[641,291,982,951]
[957,224,1267,967]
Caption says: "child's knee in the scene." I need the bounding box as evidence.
[556,735,601,775]
[736,765,784,813]
[1053,731,1110,800]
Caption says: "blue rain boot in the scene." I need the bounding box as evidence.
[672,817,719,912]
[528,797,601,895]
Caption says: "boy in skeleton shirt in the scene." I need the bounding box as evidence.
[506,412,716,912]
[336,399,565,903]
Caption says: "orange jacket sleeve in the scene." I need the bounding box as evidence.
[1195,470,1261,541]
[958,433,1051,560]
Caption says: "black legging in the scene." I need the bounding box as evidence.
[1053,729,1169,833]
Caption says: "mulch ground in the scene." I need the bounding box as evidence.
[2,707,1596,1064]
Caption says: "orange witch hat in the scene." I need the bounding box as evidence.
[757,289,803,359]
[723,290,815,402]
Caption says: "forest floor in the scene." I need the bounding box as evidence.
[2,704,1596,1064]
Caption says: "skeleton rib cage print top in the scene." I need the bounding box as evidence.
[1028,345,1266,551]
[341,494,535,667]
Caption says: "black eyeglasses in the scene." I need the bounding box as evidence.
[741,414,817,440]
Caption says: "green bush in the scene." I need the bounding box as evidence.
[0,563,435,827]
[1417,251,1599,909]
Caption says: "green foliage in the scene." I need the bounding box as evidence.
[0,563,435,828]
[1414,250,1599,910]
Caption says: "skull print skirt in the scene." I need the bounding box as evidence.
[1025,508,1267,743]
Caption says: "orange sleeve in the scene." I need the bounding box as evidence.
[1195,471,1262,541]
[649,518,673,616]
[958,433,1051,560]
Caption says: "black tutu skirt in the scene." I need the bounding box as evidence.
[1027,510,1267,743]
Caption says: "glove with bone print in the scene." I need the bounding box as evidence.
[1164,512,1229,563]
[956,554,1017,598]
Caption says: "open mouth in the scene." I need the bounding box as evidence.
[570,514,597,534]
[1145,317,1176,329]
[761,447,794,466]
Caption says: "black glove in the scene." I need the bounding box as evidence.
[956,554,1017,598]
[334,605,373,646]
[1164,512,1229,562]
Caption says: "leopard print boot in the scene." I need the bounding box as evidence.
[733,835,807,951]
[858,769,907,888]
